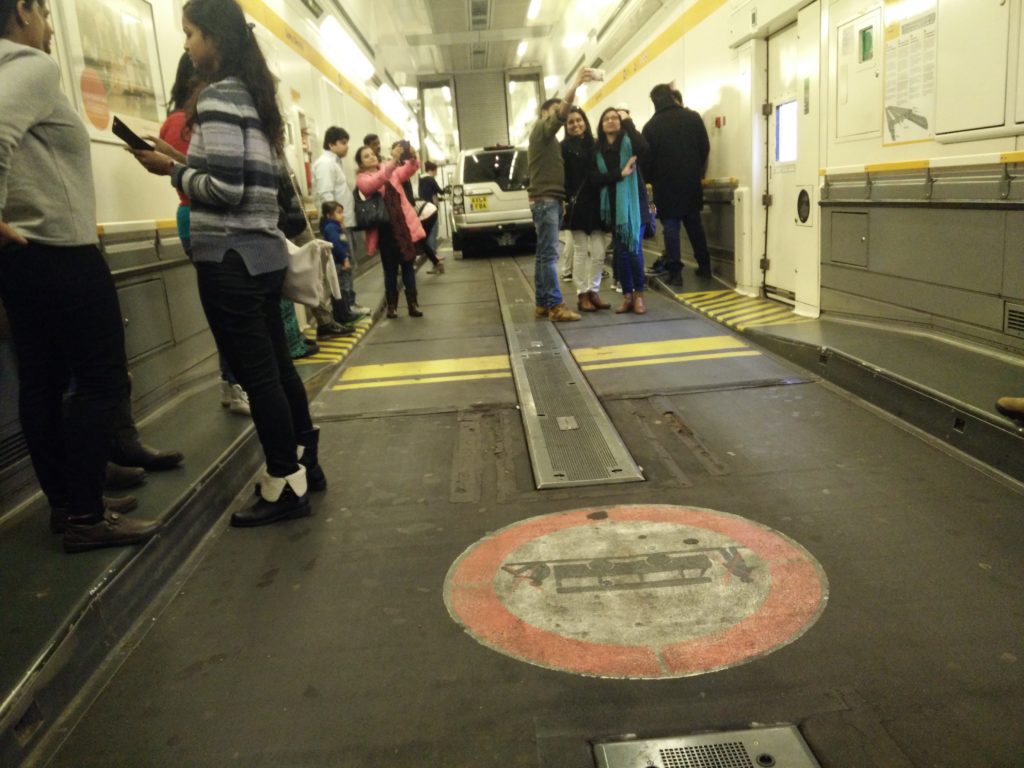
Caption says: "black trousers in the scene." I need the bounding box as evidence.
[662,212,711,275]
[195,251,312,477]
[378,224,416,296]
[0,242,129,522]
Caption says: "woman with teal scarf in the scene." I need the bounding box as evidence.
[596,108,649,314]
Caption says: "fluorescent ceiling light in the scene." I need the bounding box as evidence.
[400,86,418,101]
[527,0,541,21]
[516,40,528,58]
[320,15,375,82]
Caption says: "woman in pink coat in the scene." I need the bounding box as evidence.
[355,143,426,318]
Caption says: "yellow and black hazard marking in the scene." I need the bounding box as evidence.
[572,336,761,371]
[294,317,374,366]
[673,289,813,332]
[332,354,511,391]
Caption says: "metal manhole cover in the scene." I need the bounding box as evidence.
[594,725,821,768]
[444,505,828,679]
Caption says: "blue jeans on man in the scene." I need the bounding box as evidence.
[662,212,711,278]
[531,199,563,308]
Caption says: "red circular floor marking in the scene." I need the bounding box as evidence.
[444,505,828,679]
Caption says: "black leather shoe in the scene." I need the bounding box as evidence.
[231,486,310,527]
[105,462,147,490]
[50,495,138,534]
[663,272,684,288]
[232,468,310,528]
[62,511,160,553]
[110,442,184,471]
[297,427,327,492]
[695,268,713,279]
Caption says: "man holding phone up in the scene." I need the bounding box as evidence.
[527,67,597,322]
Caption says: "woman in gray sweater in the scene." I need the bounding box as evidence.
[131,0,323,527]
[0,0,158,551]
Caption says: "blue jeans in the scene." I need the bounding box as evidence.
[662,214,711,274]
[614,234,645,294]
[337,266,356,305]
[531,199,563,308]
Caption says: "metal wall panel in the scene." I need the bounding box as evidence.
[1005,213,1024,302]
[454,72,509,150]
[117,278,174,360]
[829,211,868,267]
[163,265,207,341]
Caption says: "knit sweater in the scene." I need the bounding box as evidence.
[0,40,97,246]
[170,77,287,274]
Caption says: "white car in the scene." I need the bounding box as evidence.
[450,145,534,257]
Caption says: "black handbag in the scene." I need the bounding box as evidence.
[354,188,390,229]
[277,163,308,239]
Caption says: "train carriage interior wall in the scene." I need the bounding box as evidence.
[1,0,1023,765]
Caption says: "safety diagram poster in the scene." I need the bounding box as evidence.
[883,0,937,145]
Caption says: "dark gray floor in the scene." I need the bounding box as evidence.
[44,256,1024,768]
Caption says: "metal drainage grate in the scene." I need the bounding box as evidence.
[594,725,821,768]
[1004,302,1024,340]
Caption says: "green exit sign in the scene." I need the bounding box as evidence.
[301,0,323,18]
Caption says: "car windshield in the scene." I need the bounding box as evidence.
[462,150,529,191]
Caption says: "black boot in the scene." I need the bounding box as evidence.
[297,427,326,491]
[405,289,423,317]
[231,467,311,527]
[386,289,399,319]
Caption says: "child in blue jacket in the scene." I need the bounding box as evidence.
[320,201,367,315]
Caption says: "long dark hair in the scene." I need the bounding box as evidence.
[182,0,284,150]
[168,52,199,112]
[596,107,623,147]
[564,106,594,150]
[0,0,37,36]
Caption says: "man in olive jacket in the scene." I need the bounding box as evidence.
[641,83,711,286]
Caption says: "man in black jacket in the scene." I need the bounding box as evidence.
[641,83,711,286]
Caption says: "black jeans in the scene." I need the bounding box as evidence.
[195,251,312,477]
[378,224,416,296]
[0,242,129,522]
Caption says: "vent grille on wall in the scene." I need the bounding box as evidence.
[1005,302,1024,339]
[0,430,28,472]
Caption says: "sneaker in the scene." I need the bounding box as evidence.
[349,304,372,315]
[220,380,232,407]
[62,511,161,553]
[317,321,353,339]
[560,272,573,281]
[548,303,581,322]
[613,282,623,294]
[228,384,251,416]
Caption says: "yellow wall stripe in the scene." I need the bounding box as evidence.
[333,371,512,391]
[237,0,401,135]
[864,160,930,173]
[1001,151,1024,164]
[583,0,729,111]
[582,350,761,371]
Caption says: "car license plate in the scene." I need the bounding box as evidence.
[470,196,490,211]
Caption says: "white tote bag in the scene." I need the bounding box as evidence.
[283,239,333,306]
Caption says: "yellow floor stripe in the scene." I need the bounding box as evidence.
[332,371,512,391]
[739,314,814,331]
[677,288,807,331]
[694,295,757,313]
[681,289,734,300]
[713,302,788,322]
[581,349,761,371]
[573,335,747,363]
[717,306,793,325]
[340,355,510,382]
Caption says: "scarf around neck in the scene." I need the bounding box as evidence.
[596,132,641,252]
[383,181,415,261]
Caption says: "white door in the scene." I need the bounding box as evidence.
[765,4,821,315]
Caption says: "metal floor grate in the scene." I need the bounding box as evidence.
[594,725,821,768]
[493,261,643,489]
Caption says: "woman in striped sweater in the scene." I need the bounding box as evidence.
[132,0,323,527]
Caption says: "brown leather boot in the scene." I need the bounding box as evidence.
[615,293,634,314]
[588,290,611,310]
[405,289,423,317]
[385,290,398,318]
[633,291,647,315]
[577,292,596,312]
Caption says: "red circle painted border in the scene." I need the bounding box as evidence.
[443,505,828,679]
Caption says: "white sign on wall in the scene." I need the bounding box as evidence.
[883,0,937,145]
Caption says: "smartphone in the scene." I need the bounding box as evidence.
[112,116,153,151]
[590,68,606,82]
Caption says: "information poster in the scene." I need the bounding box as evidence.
[883,0,937,145]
